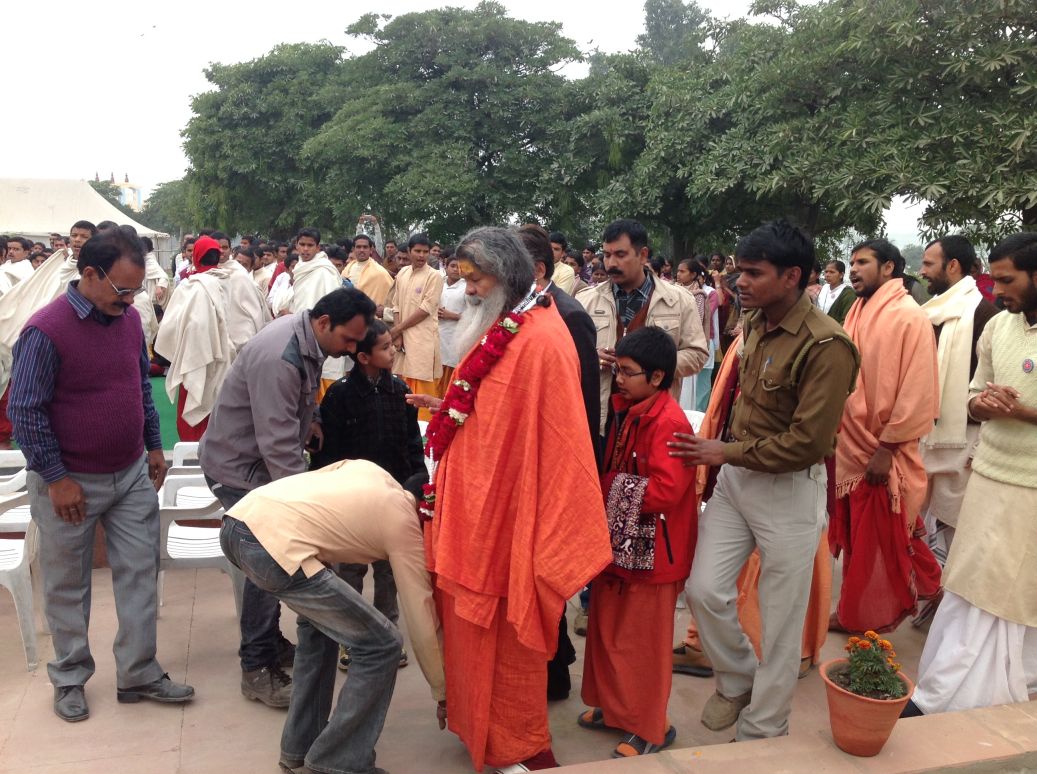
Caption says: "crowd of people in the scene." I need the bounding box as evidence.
[0,213,1034,774]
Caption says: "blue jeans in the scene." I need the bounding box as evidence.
[221,517,402,774]
[206,475,283,671]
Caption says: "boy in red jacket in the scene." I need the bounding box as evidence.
[578,326,698,758]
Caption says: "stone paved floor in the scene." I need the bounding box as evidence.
[0,565,944,773]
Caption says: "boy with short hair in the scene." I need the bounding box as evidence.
[579,325,698,758]
[312,319,426,670]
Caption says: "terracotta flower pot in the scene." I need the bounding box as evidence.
[820,658,914,757]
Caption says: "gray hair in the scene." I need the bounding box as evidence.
[456,227,534,308]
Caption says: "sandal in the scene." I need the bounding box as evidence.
[577,707,615,730]
[611,726,677,758]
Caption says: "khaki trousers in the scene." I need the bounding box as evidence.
[688,463,826,739]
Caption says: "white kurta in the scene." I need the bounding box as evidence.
[154,271,234,426]
[291,253,347,382]
[438,278,467,368]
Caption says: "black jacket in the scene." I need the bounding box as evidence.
[310,367,425,484]
[546,282,601,462]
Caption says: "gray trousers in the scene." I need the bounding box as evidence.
[688,463,825,740]
[29,457,166,689]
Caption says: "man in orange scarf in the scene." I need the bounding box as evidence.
[411,227,612,773]
[832,239,941,633]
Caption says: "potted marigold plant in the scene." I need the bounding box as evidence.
[820,631,914,756]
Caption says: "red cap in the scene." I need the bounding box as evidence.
[191,235,222,271]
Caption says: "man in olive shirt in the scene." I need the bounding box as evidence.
[669,221,858,741]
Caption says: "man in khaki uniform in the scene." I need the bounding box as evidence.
[670,220,858,741]
[387,234,443,420]
[577,219,708,436]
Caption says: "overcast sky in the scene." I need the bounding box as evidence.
[2,0,923,244]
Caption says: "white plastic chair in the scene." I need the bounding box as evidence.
[0,501,40,671]
[0,467,27,495]
[171,442,200,467]
[157,475,244,618]
[0,493,31,532]
[683,410,705,434]
[0,449,27,469]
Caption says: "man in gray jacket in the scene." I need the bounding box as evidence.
[200,287,374,708]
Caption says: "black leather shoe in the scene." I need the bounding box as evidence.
[117,673,195,704]
[54,685,89,722]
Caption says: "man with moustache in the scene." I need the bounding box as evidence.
[0,221,98,448]
[578,219,707,437]
[915,236,999,592]
[9,226,194,722]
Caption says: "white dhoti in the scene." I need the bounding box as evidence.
[913,591,1037,714]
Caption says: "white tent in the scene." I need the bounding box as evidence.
[0,177,173,261]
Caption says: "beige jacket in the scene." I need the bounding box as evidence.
[577,276,709,433]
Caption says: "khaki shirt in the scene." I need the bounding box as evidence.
[723,292,858,473]
[391,264,444,381]
[227,459,445,700]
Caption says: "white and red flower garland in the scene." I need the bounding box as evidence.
[418,311,525,521]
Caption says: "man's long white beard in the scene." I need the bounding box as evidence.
[454,285,508,360]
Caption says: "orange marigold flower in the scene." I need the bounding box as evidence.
[891,662,901,671]
[858,640,872,650]
[888,650,897,658]
[879,640,893,651]
[848,636,861,645]
[865,630,879,640]
[844,644,852,652]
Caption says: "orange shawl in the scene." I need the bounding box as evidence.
[696,334,742,498]
[427,302,612,657]
[836,280,939,524]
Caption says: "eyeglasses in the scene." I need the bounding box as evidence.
[611,364,646,379]
[98,267,144,297]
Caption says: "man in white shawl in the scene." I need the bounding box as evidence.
[0,237,37,295]
[154,236,235,441]
[0,221,97,447]
[220,252,272,354]
[916,236,999,589]
[289,228,345,399]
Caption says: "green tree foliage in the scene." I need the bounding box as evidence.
[183,42,345,238]
[825,0,1037,243]
[176,1,1034,251]
[138,179,198,235]
[637,0,710,67]
[302,2,580,243]
[88,180,141,222]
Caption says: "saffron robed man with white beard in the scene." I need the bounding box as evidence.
[289,227,347,400]
[407,228,612,773]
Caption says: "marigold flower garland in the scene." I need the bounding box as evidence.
[418,311,525,521]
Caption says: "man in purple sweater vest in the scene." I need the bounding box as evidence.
[8,226,194,723]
